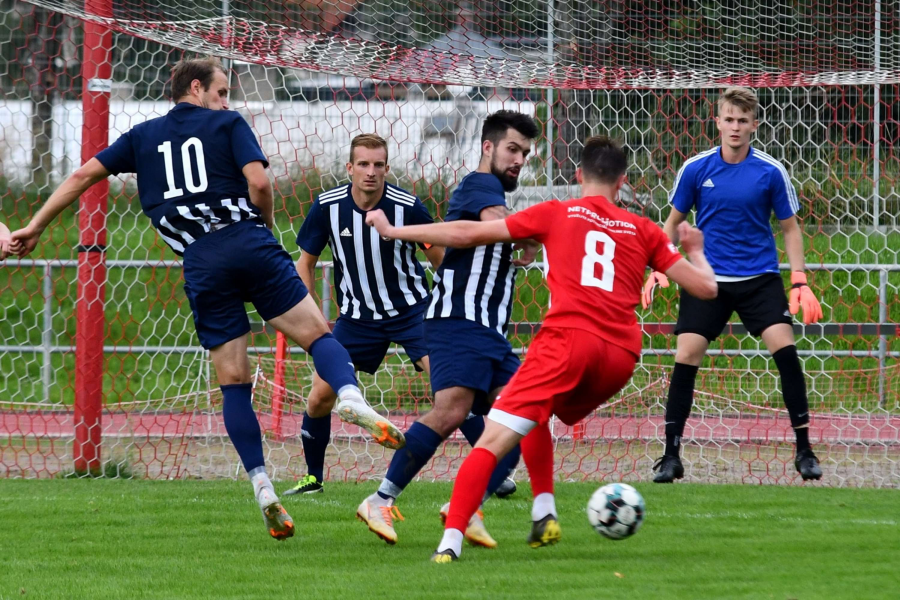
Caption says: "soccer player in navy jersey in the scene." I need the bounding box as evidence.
[354,111,539,547]
[10,57,376,540]
[643,86,825,483]
[283,133,451,494]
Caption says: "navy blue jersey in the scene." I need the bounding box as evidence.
[425,172,517,336]
[296,183,433,320]
[95,103,268,255]
[669,146,799,278]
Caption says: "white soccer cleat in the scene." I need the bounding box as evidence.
[257,486,295,541]
[356,496,404,545]
[337,398,405,450]
[440,502,497,549]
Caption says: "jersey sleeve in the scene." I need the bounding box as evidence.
[230,115,269,170]
[668,161,697,213]
[408,198,435,225]
[505,200,558,243]
[94,130,136,175]
[769,164,799,220]
[644,220,683,273]
[456,177,507,218]
[295,200,329,256]
[408,198,436,249]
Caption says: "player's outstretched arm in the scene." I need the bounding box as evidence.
[663,222,717,301]
[11,158,110,257]
[242,161,274,229]
[366,209,514,248]
[0,221,11,261]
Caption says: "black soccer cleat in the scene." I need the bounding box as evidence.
[494,477,517,499]
[430,548,459,563]
[652,455,685,483]
[795,448,823,481]
[527,514,562,548]
[283,474,324,495]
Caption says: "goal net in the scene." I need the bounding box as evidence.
[1,0,898,486]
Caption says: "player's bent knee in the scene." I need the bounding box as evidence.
[268,296,332,350]
[306,384,338,418]
[214,366,252,386]
[424,396,472,437]
[674,333,709,366]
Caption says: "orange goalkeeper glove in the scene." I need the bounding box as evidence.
[789,271,823,325]
[641,271,669,310]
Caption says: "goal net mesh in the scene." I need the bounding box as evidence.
[1,0,898,487]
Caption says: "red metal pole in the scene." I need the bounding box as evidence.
[270,332,288,440]
[74,3,112,475]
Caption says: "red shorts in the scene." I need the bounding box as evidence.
[490,327,637,432]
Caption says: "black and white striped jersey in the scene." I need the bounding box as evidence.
[426,172,517,336]
[296,183,434,320]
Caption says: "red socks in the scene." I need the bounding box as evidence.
[522,422,555,497]
[444,447,497,531]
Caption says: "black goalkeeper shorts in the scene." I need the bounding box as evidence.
[674,273,792,341]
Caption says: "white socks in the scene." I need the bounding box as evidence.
[337,385,365,404]
[532,492,557,521]
[249,468,275,505]
[437,528,464,557]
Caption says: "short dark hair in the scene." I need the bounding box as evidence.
[580,136,627,184]
[481,110,539,146]
[171,57,225,101]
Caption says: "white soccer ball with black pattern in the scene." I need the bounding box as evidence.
[587,483,645,540]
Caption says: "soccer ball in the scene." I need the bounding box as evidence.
[587,483,645,540]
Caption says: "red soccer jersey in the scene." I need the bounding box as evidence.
[505,195,682,357]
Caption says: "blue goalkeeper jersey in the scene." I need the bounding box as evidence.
[95,102,268,255]
[669,146,799,278]
[426,172,517,337]
[296,182,434,320]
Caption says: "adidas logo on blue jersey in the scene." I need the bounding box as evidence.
[340,227,352,237]
[702,178,715,188]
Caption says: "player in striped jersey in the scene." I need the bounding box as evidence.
[643,87,824,483]
[355,111,540,547]
[285,133,456,494]
[10,58,374,541]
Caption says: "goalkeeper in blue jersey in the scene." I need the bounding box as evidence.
[644,86,824,483]
[10,57,387,540]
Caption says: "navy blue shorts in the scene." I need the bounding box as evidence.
[332,302,429,374]
[425,317,520,415]
[182,220,308,349]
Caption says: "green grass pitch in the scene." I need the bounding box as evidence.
[0,480,897,599]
